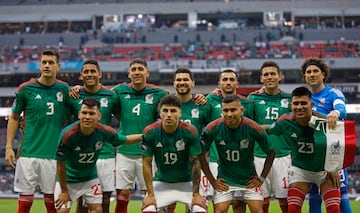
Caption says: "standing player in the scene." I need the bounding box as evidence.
[112,58,169,213]
[268,86,341,213]
[300,57,350,213]
[5,49,70,213]
[200,94,275,213]
[206,69,254,212]
[170,67,211,211]
[68,59,120,213]
[55,98,142,213]
[141,95,207,213]
[248,61,292,213]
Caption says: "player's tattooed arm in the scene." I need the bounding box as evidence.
[190,155,201,194]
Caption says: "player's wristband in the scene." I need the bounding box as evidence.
[258,176,266,183]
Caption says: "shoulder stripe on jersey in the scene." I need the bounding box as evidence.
[179,121,197,136]
[55,79,69,85]
[143,120,162,136]
[146,83,170,93]
[242,117,263,133]
[62,123,80,144]
[17,78,37,92]
[205,118,224,131]
[95,123,116,133]
[100,85,116,93]
[278,113,295,121]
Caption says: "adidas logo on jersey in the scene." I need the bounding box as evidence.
[155,142,163,148]
[215,104,221,108]
[35,94,42,99]
[291,133,297,138]
[74,146,81,151]
[125,94,130,99]
[259,100,265,104]
[219,140,226,145]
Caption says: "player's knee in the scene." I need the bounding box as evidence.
[192,205,207,213]
[116,192,130,201]
[142,205,157,213]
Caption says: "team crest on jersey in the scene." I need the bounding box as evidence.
[191,108,199,118]
[95,141,103,150]
[280,99,289,108]
[145,94,154,104]
[330,140,340,155]
[239,139,249,149]
[100,98,108,107]
[175,140,185,151]
[56,92,63,102]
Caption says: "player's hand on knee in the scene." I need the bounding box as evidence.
[191,193,207,209]
[142,195,157,210]
[214,178,229,192]
[326,171,340,188]
[55,192,71,211]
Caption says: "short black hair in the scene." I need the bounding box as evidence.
[81,59,100,72]
[222,94,240,104]
[291,86,312,99]
[219,69,238,81]
[174,67,194,81]
[129,58,147,68]
[41,49,60,63]
[260,61,280,74]
[82,98,100,108]
[159,94,182,108]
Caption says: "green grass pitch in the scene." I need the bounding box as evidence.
[1,199,360,212]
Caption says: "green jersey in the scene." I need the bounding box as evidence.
[12,78,70,159]
[112,83,168,155]
[206,93,255,162]
[142,121,202,183]
[56,121,127,183]
[180,98,211,134]
[248,91,292,157]
[68,86,120,159]
[202,117,272,187]
[268,112,326,172]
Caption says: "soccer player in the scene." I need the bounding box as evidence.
[268,86,341,213]
[54,98,142,213]
[68,59,120,213]
[5,49,70,213]
[248,61,292,213]
[141,94,207,213]
[170,67,211,211]
[300,57,350,213]
[200,94,275,213]
[112,58,169,213]
[206,69,254,212]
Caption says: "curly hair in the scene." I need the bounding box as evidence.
[300,57,330,82]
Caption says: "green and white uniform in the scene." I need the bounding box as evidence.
[68,85,120,191]
[142,120,202,208]
[12,78,69,194]
[112,83,168,190]
[248,91,292,198]
[201,117,271,187]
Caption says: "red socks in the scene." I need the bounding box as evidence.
[287,187,305,213]
[323,188,340,213]
[115,194,129,213]
[43,194,57,213]
[18,194,34,213]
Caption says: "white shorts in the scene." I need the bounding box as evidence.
[152,181,193,209]
[215,186,263,204]
[254,155,291,198]
[115,153,146,190]
[14,157,56,194]
[288,166,327,187]
[96,158,115,192]
[54,178,102,209]
[203,162,218,198]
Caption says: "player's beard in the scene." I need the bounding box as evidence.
[176,87,191,96]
